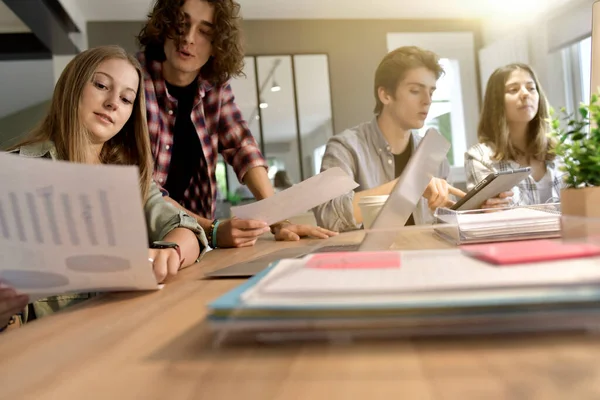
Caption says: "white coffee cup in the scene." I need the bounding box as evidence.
[358,195,389,229]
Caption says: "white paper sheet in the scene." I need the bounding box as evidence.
[0,152,159,301]
[241,249,600,305]
[456,208,560,238]
[359,128,450,251]
[230,167,358,225]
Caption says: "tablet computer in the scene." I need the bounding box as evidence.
[451,167,531,211]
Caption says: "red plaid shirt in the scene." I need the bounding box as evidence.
[137,52,267,219]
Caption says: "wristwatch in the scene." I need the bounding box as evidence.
[150,241,184,267]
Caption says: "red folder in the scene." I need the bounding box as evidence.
[462,240,600,265]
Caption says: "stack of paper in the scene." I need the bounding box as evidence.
[434,206,561,244]
[207,246,600,340]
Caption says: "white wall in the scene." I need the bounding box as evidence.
[53,55,76,85]
[0,1,88,119]
[546,0,595,52]
[478,34,530,98]
[480,0,595,112]
[0,60,54,118]
[57,0,88,52]
[54,0,89,83]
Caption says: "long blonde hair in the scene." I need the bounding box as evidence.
[478,63,555,162]
[10,45,153,200]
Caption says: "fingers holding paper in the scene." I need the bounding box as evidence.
[423,178,466,210]
[216,218,271,248]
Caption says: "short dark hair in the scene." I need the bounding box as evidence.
[137,0,245,86]
[373,46,444,114]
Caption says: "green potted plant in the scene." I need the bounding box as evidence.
[549,93,600,219]
[226,192,242,206]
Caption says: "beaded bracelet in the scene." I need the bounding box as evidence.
[211,219,221,248]
[207,219,218,248]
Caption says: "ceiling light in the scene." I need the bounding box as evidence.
[271,80,281,92]
[259,100,268,109]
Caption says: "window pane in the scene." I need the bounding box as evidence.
[215,157,228,200]
[417,58,466,167]
[228,56,261,147]
[579,36,592,104]
[257,56,301,185]
[293,54,334,178]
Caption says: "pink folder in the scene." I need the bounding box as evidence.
[462,239,600,265]
[306,251,401,269]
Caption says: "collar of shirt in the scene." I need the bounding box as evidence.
[137,51,214,106]
[13,140,58,159]
[368,117,420,156]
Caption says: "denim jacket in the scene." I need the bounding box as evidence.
[7,141,209,323]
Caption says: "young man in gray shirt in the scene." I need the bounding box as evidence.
[314,46,465,232]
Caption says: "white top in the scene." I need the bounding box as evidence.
[535,169,553,204]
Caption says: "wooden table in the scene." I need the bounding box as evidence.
[2,226,600,399]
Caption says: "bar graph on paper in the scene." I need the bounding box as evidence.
[0,189,117,248]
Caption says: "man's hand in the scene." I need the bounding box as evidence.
[423,178,466,210]
[216,218,271,248]
[272,223,338,241]
[481,191,514,209]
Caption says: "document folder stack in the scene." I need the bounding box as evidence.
[207,240,600,344]
[433,203,561,245]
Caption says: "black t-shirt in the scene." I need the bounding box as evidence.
[163,80,203,202]
[393,135,416,226]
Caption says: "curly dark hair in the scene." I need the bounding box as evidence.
[137,0,245,86]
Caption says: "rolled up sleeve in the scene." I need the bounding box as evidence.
[312,138,360,232]
[144,181,209,260]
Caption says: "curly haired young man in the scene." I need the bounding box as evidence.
[136,0,336,248]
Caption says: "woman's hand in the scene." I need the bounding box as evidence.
[0,283,28,330]
[481,191,514,209]
[148,248,181,284]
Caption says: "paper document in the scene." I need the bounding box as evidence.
[241,249,600,306]
[230,167,358,225]
[456,208,560,239]
[0,152,159,301]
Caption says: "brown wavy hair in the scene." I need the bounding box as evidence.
[137,0,245,86]
[478,63,555,162]
[8,45,153,200]
[374,46,444,114]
